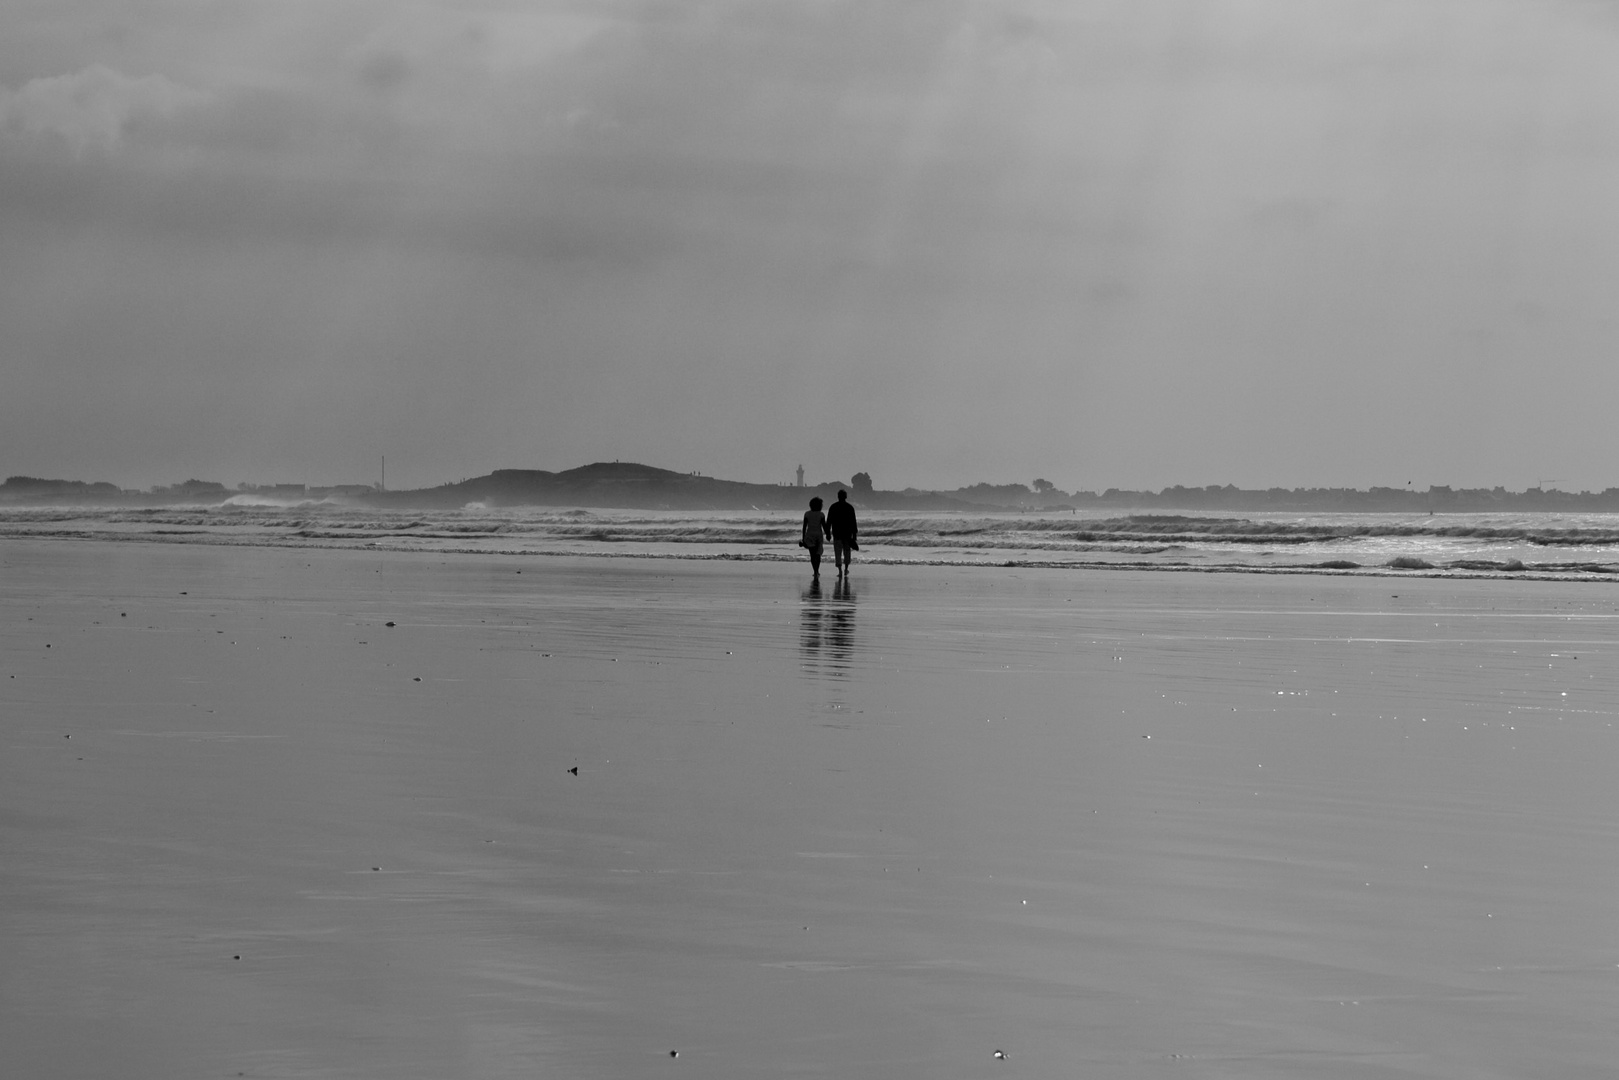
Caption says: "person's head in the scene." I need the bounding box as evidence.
[837,490,847,501]
[809,497,823,511]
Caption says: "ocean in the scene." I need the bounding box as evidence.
[7,501,1619,578]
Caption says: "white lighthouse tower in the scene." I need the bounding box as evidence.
[796,464,805,488]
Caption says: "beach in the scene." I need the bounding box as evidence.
[5,539,1619,1078]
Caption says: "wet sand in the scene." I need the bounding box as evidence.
[4,540,1619,1078]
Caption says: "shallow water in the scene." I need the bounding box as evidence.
[4,542,1619,1078]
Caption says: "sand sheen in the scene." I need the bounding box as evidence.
[3,539,1618,1078]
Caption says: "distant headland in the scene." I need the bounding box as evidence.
[5,463,1619,513]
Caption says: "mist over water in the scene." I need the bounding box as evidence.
[8,505,1619,580]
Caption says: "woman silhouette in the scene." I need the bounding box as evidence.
[801,497,830,579]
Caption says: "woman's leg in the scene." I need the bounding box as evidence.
[810,546,822,576]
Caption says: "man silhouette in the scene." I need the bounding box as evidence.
[826,489,858,576]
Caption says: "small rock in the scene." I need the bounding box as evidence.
[568,766,579,776]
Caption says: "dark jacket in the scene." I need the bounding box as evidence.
[826,499,857,541]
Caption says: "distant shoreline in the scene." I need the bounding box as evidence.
[6,461,1619,513]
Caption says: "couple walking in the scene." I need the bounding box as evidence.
[802,490,857,579]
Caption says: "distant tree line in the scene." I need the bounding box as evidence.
[1069,484,1619,513]
[889,477,1619,513]
[1,476,122,497]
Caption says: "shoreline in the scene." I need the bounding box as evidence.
[6,531,1619,582]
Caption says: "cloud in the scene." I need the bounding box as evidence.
[0,64,207,153]
[5,1,1619,490]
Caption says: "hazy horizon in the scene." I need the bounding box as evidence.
[9,457,1619,499]
[5,2,1619,493]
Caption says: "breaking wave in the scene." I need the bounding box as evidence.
[5,507,1619,579]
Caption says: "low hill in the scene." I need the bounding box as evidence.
[370,462,973,511]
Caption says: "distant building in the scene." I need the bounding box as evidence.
[153,479,230,498]
[796,464,804,488]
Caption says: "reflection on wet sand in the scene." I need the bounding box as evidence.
[12,546,1619,1079]
[800,577,856,676]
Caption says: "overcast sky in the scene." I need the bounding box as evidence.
[3,0,1618,493]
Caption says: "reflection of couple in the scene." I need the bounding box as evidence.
[801,574,856,675]
[801,490,858,579]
